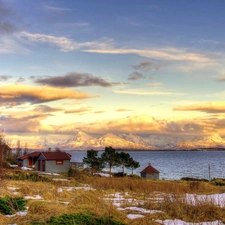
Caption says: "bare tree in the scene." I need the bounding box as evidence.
[0,132,6,184]
[23,143,28,156]
[15,140,22,158]
[0,138,3,175]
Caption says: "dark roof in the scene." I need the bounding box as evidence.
[41,152,71,160]
[18,152,41,160]
[140,164,160,174]
[1,144,12,150]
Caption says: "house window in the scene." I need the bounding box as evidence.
[56,160,64,165]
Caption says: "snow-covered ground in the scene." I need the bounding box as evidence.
[6,186,225,225]
[156,219,224,225]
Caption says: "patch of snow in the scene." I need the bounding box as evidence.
[6,207,28,217]
[74,186,95,191]
[118,207,163,214]
[57,186,95,193]
[8,187,19,195]
[24,195,42,200]
[58,201,70,205]
[39,172,60,176]
[21,167,33,171]
[185,193,225,207]
[57,188,63,193]
[52,178,69,181]
[156,219,225,225]
[8,187,18,191]
[93,173,112,177]
[9,164,18,168]
[63,187,73,191]
[127,214,145,219]
[104,192,144,207]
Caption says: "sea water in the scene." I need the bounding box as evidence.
[69,150,225,180]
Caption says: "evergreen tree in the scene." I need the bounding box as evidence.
[101,146,120,176]
[127,157,140,174]
[117,152,131,176]
[83,149,104,172]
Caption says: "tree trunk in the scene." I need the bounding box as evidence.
[109,165,112,177]
[122,165,124,176]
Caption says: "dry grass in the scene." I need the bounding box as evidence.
[1,170,225,225]
[88,176,222,195]
[68,190,126,221]
[0,213,9,225]
[156,194,225,222]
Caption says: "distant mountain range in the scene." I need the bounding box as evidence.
[12,132,225,151]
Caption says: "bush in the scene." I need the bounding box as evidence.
[0,197,27,215]
[127,174,141,179]
[180,177,209,182]
[113,172,126,177]
[30,212,125,225]
[211,178,225,186]
[5,171,51,182]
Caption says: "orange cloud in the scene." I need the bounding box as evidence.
[64,106,92,114]
[174,102,225,113]
[116,108,133,112]
[0,84,97,106]
[38,113,225,137]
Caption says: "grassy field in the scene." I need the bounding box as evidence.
[1,168,225,225]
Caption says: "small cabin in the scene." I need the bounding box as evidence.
[18,152,40,168]
[140,163,160,180]
[35,152,71,173]
[18,151,72,173]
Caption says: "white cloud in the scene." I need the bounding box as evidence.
[114,89,182,95]
[0,36,28,54]
[44,5,74,12]
[84,47,215,63]
[147,83,163,88]
[18,32,114,52]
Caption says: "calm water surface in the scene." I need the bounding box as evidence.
[69,150,225,180]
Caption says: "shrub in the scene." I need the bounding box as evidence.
[113,172,126,177]
[127,174,141,179]
[30,213,125,225]
[5,171,51,182]
[48,213,125,225]
[211,178,225,186]
[0,197,27,215]
[180,177,209,182]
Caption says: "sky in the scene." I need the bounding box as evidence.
[1,0,225,145]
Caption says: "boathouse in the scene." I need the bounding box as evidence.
[140,163,160,180]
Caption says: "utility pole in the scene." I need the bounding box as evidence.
[208,164,211,182]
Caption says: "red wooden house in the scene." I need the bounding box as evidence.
[18,151,71,173]
[140,163,160,180]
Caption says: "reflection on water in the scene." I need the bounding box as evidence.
[69,150,225,180]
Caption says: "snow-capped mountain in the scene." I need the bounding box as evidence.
[173,133,225,150]
[9,132,225,151]
[60,131,93,150]
[81,133,152,150]
[118,133,148,146]
[143,135,204,149]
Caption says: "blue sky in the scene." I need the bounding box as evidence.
[1,0,225,145]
